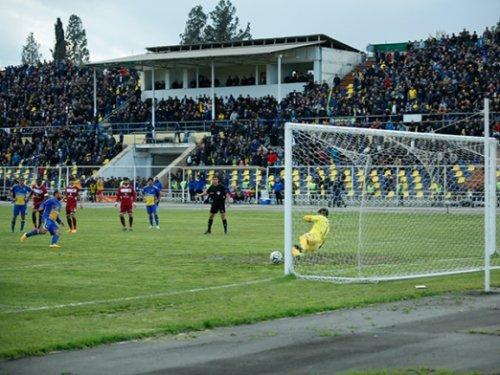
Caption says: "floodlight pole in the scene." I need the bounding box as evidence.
[277,54,282,103]
[93,68,97,120]
[151,67,156,141]
[211,61,215,121]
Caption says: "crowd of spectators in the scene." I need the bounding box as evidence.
[0,127,123,167]
[0,62,141,128]
[287,27,499,120]
[1,26,498,170]
[187,120,283,167]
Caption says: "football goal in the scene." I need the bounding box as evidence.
[283,102,498,290]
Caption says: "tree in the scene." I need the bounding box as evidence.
[21,32,42,65]
[179,5,208,45]
[52,17,67,62]
[203,0,251,42]
[179,0,251,44]
[66,14,90,65]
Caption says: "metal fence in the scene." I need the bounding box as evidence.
[2,111,499,136]
[0,164,495,207]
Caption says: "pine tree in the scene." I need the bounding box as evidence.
[179,5,208,45]
[66,14,90,65]
[52,17,67,62]
[203,0,251,43]
[21,32,42,65]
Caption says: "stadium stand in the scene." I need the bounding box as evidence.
[0,27,498,201]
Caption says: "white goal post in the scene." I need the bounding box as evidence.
[284,103,498,290]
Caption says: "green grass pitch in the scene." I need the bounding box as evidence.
[0,204,498,359]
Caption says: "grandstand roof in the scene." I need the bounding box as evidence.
[87,34,358,68]
[146,34,358,53]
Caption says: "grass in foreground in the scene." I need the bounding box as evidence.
[0,204,498,359]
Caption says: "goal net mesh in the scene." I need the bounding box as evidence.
[286,124,499,282]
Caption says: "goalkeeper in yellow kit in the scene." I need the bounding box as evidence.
[292,208,330,257]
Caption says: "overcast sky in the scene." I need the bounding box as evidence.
[1,0,499,67]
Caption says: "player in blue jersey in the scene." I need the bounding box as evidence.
[11,178,32,232]
[143,178,160,229]
[21,190,64,248]
[153,177,163,207]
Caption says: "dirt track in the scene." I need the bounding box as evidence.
[1,291,499,375]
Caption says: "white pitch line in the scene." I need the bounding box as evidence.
[1,277,279,314]
[0,262,73,271]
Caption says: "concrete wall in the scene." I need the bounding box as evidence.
[141,82,306,101]
[321,48,362,85]
[141,45,361,98]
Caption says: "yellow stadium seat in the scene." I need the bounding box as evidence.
[384,170,392,176]
[387,191,395,198]
[413,176,421,183]
[400,176,407,183]
[375,191,381,197]
[398,170,405,177]
[458,177,466,184]
[403,191,409,198]
[374,182,380,189]
[345,182,353,189]
[371,176,379,183]
[344,169,351,176]
[455,170,463,178]
[415,183,423,190]
[370,170,378,177]
[348,190,354,197]
[416,191,424,198]
[344,175,352,182]
[467,165,475,172]
[412,170,420,177]
[445,192,452,199]
[452,165,460,171]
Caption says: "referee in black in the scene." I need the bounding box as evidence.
[198,176,228,234]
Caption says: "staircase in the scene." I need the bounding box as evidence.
[338,59,376,89]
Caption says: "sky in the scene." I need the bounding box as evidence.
[1,0,499,67]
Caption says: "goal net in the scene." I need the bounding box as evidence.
[283,122,499,283]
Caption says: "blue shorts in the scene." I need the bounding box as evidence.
[146,205,157,214]
[43,219,59,235]
[13,204,27,216]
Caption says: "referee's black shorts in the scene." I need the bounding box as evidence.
[210,202,225,214]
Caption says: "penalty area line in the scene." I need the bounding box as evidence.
[2,277,279,314]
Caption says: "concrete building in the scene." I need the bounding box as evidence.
[88,34,361,120]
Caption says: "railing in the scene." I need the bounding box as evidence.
[2,112,499,136]
[0,164,495,207]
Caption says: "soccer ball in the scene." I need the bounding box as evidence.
[270,251,283,264]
